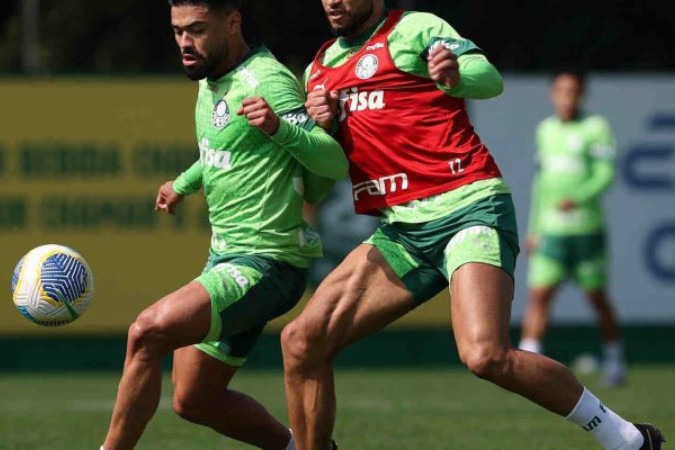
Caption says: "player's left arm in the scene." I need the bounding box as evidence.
[395,12,503,99]
[237,70,348,181]
[567,117,617,206]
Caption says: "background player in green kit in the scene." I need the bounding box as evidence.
[281,1,664,449]
[519,68,626,387]
[101,1,347,449]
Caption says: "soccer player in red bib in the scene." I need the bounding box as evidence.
[280,1,665,449]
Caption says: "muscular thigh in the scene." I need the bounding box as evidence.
[450,263,514,355]
[300,244,416,351]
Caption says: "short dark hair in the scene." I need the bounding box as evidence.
[167,0,241,14]
[551,66,587,91]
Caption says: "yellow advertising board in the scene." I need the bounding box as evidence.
[0,78,449,336]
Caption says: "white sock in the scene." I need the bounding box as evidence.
[566,388,643,450]
[518,337,542,354]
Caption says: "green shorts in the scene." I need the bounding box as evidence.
[194,253,307,366]
[365,194,520,304]
[528,233,607,290]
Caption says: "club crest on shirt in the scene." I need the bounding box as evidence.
[355,54,379,80]
[212,99,230,129]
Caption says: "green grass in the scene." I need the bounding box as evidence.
[0,366,672,449]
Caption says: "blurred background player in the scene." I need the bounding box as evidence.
[519,68,626,387]
[101,0,347,449]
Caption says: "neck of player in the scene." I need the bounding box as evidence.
[343,3,386,42]
[208,41,251,81]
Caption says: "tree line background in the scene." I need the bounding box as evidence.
[0,0,674,76]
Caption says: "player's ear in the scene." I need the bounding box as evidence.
[226,10,242,35]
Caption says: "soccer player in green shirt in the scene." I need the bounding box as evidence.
[101,1,347,449]
[281,1,664,449]
[519,68,627,388]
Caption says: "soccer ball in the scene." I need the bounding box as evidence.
[11,244,94,326]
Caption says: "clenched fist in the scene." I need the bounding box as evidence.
[237,96,280,135]
[305,89,340,132]
[428,44,460,89]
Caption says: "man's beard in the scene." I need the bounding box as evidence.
[331,3,374,37]
[182,52,214,81]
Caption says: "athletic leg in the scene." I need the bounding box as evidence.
[519,285,558,353]
[519,247,566,354]
[172,346,290,449]
[452,263,584,413]
[282,244,420,450]
[576,239,626,386]
[103,281,211,450]
[585,289,621,344]
[451,263,644,449]
[585,289,626,386]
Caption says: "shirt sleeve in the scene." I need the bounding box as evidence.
[388,12,501,99]
[440,53,504,99]
[173,160,202,195]
[271,119,348,181]
[258,67,349,181]
[569,117,617,204]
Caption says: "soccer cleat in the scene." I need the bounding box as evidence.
[634,423,666,450]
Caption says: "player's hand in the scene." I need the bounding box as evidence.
[237,96,280,135]
[428,44,460,89]
[525,236,539,254]
[558,198,577,211]
[155,180,184,215]
[305,89,340,132]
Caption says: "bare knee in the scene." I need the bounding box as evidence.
[173,391,214,424]
[461,345,513,381]
[127,310,168,358]
[281,317,332,369]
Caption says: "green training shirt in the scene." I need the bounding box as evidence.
[528,113,616,236]
[174,46,347,268]
[304,10,509,224]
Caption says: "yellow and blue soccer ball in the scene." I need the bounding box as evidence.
[11,244,94,326]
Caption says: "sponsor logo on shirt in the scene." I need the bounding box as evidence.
[199,137,232,170]
[338,87,385,121]
[352,173,408,201]
[355,54,379,80]
[366,42,385,51]
[212,99,230,129]
[281,111,310,127]
[429,40,461,53]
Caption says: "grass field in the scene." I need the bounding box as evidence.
[0,366,672,449]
